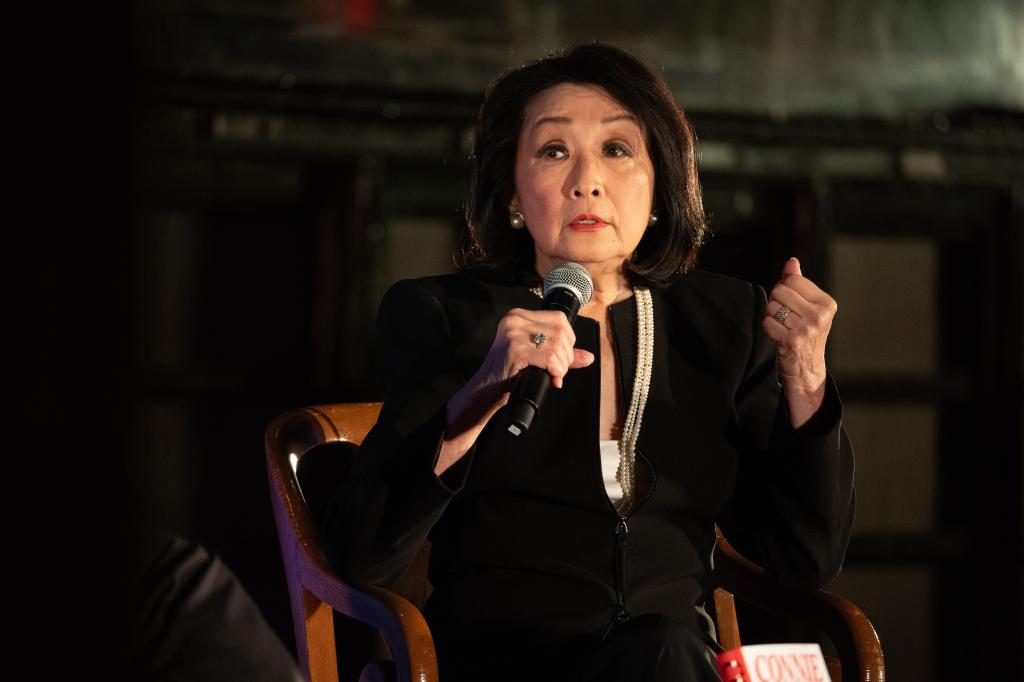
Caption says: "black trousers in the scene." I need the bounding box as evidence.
[578,614,723,682]
[437,613,722,682]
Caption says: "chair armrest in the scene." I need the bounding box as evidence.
[713,533,885,682]
[299,554,439,682]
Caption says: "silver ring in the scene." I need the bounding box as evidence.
[531,332,546,348]
[773,305,791,324]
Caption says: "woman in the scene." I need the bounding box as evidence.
[323,43,854,681]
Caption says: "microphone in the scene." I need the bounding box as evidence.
[505,262,594,436]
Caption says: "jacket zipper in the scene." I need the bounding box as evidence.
[613,516,630,626]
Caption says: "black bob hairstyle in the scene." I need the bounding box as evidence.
[458,43,708,289]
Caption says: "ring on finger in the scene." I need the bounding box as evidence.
[773,305,792,324]
[531,332,547,348]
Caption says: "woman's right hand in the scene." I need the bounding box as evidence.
[436,308,594,475]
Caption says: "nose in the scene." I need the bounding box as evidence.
[566,152,603,199]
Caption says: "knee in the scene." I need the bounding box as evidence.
[651,617,720,680]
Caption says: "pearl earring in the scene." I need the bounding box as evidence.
[648,212,658,227]
[509,210,526,229]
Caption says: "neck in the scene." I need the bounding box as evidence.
[580,259,633,307]
[588,272,632,307]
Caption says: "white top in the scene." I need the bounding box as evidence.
[599,439,624,503]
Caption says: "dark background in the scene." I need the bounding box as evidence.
[15,1,1022,680]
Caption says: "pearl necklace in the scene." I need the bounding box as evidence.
[530,285,654,515]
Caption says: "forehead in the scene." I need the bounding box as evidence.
[521,83,639,132]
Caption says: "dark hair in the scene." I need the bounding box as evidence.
[458,42,708,288]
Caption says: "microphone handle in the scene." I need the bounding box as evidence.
[505,367,550,436]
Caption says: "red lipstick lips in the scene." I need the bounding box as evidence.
[568,213,608,231]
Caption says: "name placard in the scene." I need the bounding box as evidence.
[717,643,831,682]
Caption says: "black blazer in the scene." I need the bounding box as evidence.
[322,268,855,677]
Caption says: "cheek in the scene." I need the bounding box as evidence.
[633,160,655,196]
[518,171,561,218]
[610,157,654,190]
[616,169,654,213]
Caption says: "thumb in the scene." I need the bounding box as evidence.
[782,257,802,278]
[571,348,595,368]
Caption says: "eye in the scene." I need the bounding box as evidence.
[604,141,633,158]
[538,143,567,160]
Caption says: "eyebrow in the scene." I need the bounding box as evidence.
[531,113,638,130]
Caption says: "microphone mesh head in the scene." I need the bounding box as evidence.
[543,262,594,305]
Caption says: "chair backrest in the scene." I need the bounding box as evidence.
[267,402,884,682]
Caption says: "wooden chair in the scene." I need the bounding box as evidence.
[266,403,885,682]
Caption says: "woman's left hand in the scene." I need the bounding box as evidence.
[762,257,838,428]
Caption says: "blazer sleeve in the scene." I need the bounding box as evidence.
[718,282,856,590]
[321,278,474,585]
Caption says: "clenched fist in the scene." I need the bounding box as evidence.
[762,257,837,428]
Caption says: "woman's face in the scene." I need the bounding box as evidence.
[514,83,655,281]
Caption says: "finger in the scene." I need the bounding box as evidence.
[516,308,572,325]
[528,332,572,373]
[506,307,569,331]
[779,272,830,305]
[535,329,576,370]
[766,303,804,336]
[553,349,595,387]
[765,300,798,329]
[782,256,801,278]
[762,314,789,343]
[516,309,577,340]
[771,282,837,330]
[540,347,570,388]
[767,284,815,319]
[513,337,569,376]
[514,317,574,356]
[514,320,577,359]
[569,348,595,368]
